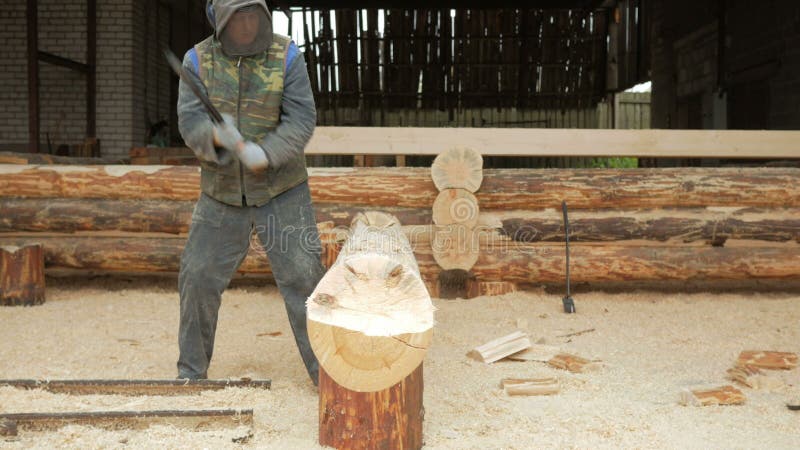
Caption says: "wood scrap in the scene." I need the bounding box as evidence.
[736,351,798,370]
[0,378,270,396]
[500,378,560,396]
[505,344,561,362]
[547,353,600,373]
[727,365,783,390]
[467,331,531,364]
[680,385,746,406]
[0,409,253,433]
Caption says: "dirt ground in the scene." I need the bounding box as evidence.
[1,276,799,449]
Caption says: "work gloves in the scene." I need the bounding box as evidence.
[212,113,269,172]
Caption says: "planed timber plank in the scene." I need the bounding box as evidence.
[0,378,270,396]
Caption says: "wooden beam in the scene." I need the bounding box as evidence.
[0,409,253,434]
[306,128,800,159]
[0,378,271,396]
[38,51,90,73]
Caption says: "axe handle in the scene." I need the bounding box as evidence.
[163,48,224,124]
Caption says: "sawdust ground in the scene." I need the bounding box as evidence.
[1,276,799,449]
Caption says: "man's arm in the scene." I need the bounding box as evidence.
[177,51,221,164]
[258,44,317,169]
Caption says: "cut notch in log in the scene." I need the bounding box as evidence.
[467,331,532,364]
[431,147,483,193]
[0,409,253,434]
[1,244,45,306]
[679,385,746,406]
[0,378,271,396]
[308,211,434,392]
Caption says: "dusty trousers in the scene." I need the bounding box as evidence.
[177,181,325,384]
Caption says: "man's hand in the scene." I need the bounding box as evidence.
[212,114,269,172]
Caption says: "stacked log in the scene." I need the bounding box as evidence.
[0,164,798,282]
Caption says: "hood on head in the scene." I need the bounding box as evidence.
[206,0,271,38]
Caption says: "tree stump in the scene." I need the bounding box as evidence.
[0,244,45,306]
[308,212,433,449]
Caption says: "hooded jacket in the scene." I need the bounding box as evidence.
[177,0,316,207]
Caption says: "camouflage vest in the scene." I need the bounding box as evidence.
[193,34,308,207]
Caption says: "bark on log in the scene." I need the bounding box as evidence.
[430,147,483,192]
[308,212,434,392]
[496,208,800,243]
[318,365,423,450]
[0,244,45,306]
[3,199,798,245]
[2,165,798,209]
[0,152,125,165]
[0,235,798,282]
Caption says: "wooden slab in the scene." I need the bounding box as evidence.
[547,353,600,373]
[0,378,271,396]
[680,385,746,406]
[500,378,560,396]
[467,331,531,364]
[727,366,783,390]
[0,409,253,433]
[736,351,798,370]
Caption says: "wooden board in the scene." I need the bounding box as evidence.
[305,128,800,159]
[467,331,531,364]
[547,353,599,373]
[680,385,746,406]
[0,409,253,434]
[0,378,271,396]
[500,377,560,396]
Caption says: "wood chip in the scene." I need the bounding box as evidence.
[505,344,561,362]
[680,385,746,406]
[736,351,798,370]
[500,378,560,396]
[467,331,531,364]
[547,353,600,373]
[727,365,783,390]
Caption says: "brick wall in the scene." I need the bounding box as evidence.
[0,2,28,148]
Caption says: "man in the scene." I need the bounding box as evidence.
[176,0,325,385]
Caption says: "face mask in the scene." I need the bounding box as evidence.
[219,5,273,57]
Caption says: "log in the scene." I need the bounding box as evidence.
[0,244,45,306]
[1,235,799,282]
[466,279,517,298]
[0,378,271,396]
[500,378,560,396]
[679,385,746,406]
[0,198,433,234]
[431,224,480,271]
[307,212,434,392]
[430,147,483,192]
[467,331,531,364]
[496,207,800,244]
[736,351,798,370]
[0,151,124,165]
[3,199,798,245]
[0,409,253,433]
[318,365,423,450]
[2,165,799,209]
[432,189,480,228]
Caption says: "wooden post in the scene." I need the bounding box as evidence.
[318,365,423,450]
[0,244,45,306]
[308,212,433,449]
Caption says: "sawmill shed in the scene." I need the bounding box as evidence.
[0,0,798,162]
